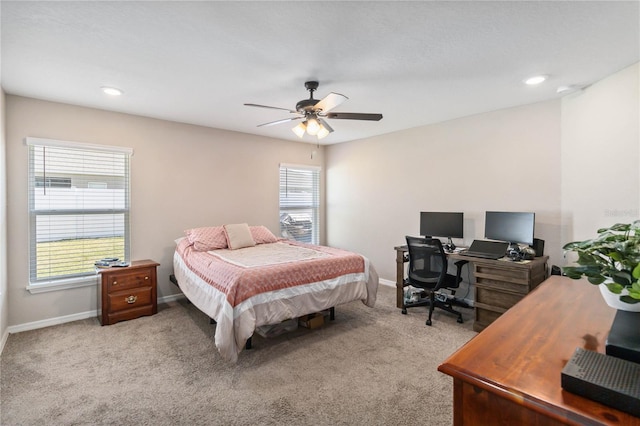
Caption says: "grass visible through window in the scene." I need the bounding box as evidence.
[36,237,125,280]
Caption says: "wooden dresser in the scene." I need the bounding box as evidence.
[97,259,159,325]
[438,275,640,425]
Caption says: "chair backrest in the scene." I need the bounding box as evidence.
[405,236,448,290]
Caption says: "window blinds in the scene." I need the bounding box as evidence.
[279,164,320,245]
[26,138,132,285]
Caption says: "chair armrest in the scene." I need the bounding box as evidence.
[453,260,468,281]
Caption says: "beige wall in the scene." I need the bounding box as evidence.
[6,96,325,327]
[325,63,639,290]
[561,62,640,244]
[1,89,8,347]
[325,100,562,288]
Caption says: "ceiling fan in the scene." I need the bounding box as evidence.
[244,81,383,140]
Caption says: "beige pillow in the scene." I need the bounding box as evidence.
[223,223,256,250]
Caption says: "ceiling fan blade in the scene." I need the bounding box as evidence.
[244,103,297,114]
[257,116,302,127]
[325,112,383,121]
[314,92,348,113]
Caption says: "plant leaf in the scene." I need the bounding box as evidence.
[633,263,640,279]
[600,223,631,233]
[588,276,606,285]
[605,282,624,294]
[629,281,640,300]
[620,295,640,304]
[611,271,632,286]
[608,251,622,261]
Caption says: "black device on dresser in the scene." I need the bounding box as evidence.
[606,310,640,364]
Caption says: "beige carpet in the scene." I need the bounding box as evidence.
[1,285,476,425]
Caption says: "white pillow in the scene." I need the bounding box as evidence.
[223,223,256,250]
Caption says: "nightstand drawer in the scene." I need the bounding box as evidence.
[108,286,152,313]
[106,267,154,291]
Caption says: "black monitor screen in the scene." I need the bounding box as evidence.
[420,212,464,239]
[484,211,535,245]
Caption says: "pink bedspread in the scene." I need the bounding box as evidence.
[176,238,366,307]
[173,238,378,362]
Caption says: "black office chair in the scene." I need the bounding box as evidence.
[403,236,467,326]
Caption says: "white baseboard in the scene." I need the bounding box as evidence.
[8,309,98,334]
[158,293,186,304]
[0,328,9,355]
[6,293,186,336]
[379,278,395,287]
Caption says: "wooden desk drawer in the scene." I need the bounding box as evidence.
[108,287,152,313]
[475,264,531,284]
[105,267,154,291]
[475,277,531,294]
[476,287,525,310]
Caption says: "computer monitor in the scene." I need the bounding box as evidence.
[420,212,464,249]
[484,211,535,247]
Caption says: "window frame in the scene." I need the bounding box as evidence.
[279,163,321,245]
[25,137,133,294]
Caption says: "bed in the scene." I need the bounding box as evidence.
[172,224,379,362]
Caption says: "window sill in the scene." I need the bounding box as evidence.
[26,275,99,294]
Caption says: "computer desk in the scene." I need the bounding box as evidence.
[394,245,548,331]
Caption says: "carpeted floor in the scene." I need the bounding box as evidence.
[0,285,477,425]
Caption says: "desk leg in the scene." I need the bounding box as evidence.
[396,249,405,308]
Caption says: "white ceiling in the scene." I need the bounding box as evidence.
[1,1,639,145]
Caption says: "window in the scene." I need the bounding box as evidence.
[279,164,320,245]
[26,137,132,292]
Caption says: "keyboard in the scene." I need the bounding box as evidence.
[459,251,504,260]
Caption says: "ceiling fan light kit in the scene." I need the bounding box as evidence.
[245,81,383,140]
[291,115,331,139]
[305,116,321,135]
[316,126,330,139]
[292,122,306,138]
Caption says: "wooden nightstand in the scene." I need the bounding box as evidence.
[97,259,159,325]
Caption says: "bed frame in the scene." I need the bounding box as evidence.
[169,274,335,350]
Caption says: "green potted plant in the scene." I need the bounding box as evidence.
[563,220,640,311]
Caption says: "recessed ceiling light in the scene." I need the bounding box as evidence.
[524,75,548,86]
[101,86,123,96]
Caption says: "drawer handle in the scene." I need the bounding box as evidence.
[144,276,149,280]
[126,295,137,304]
[113,281,118,285]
